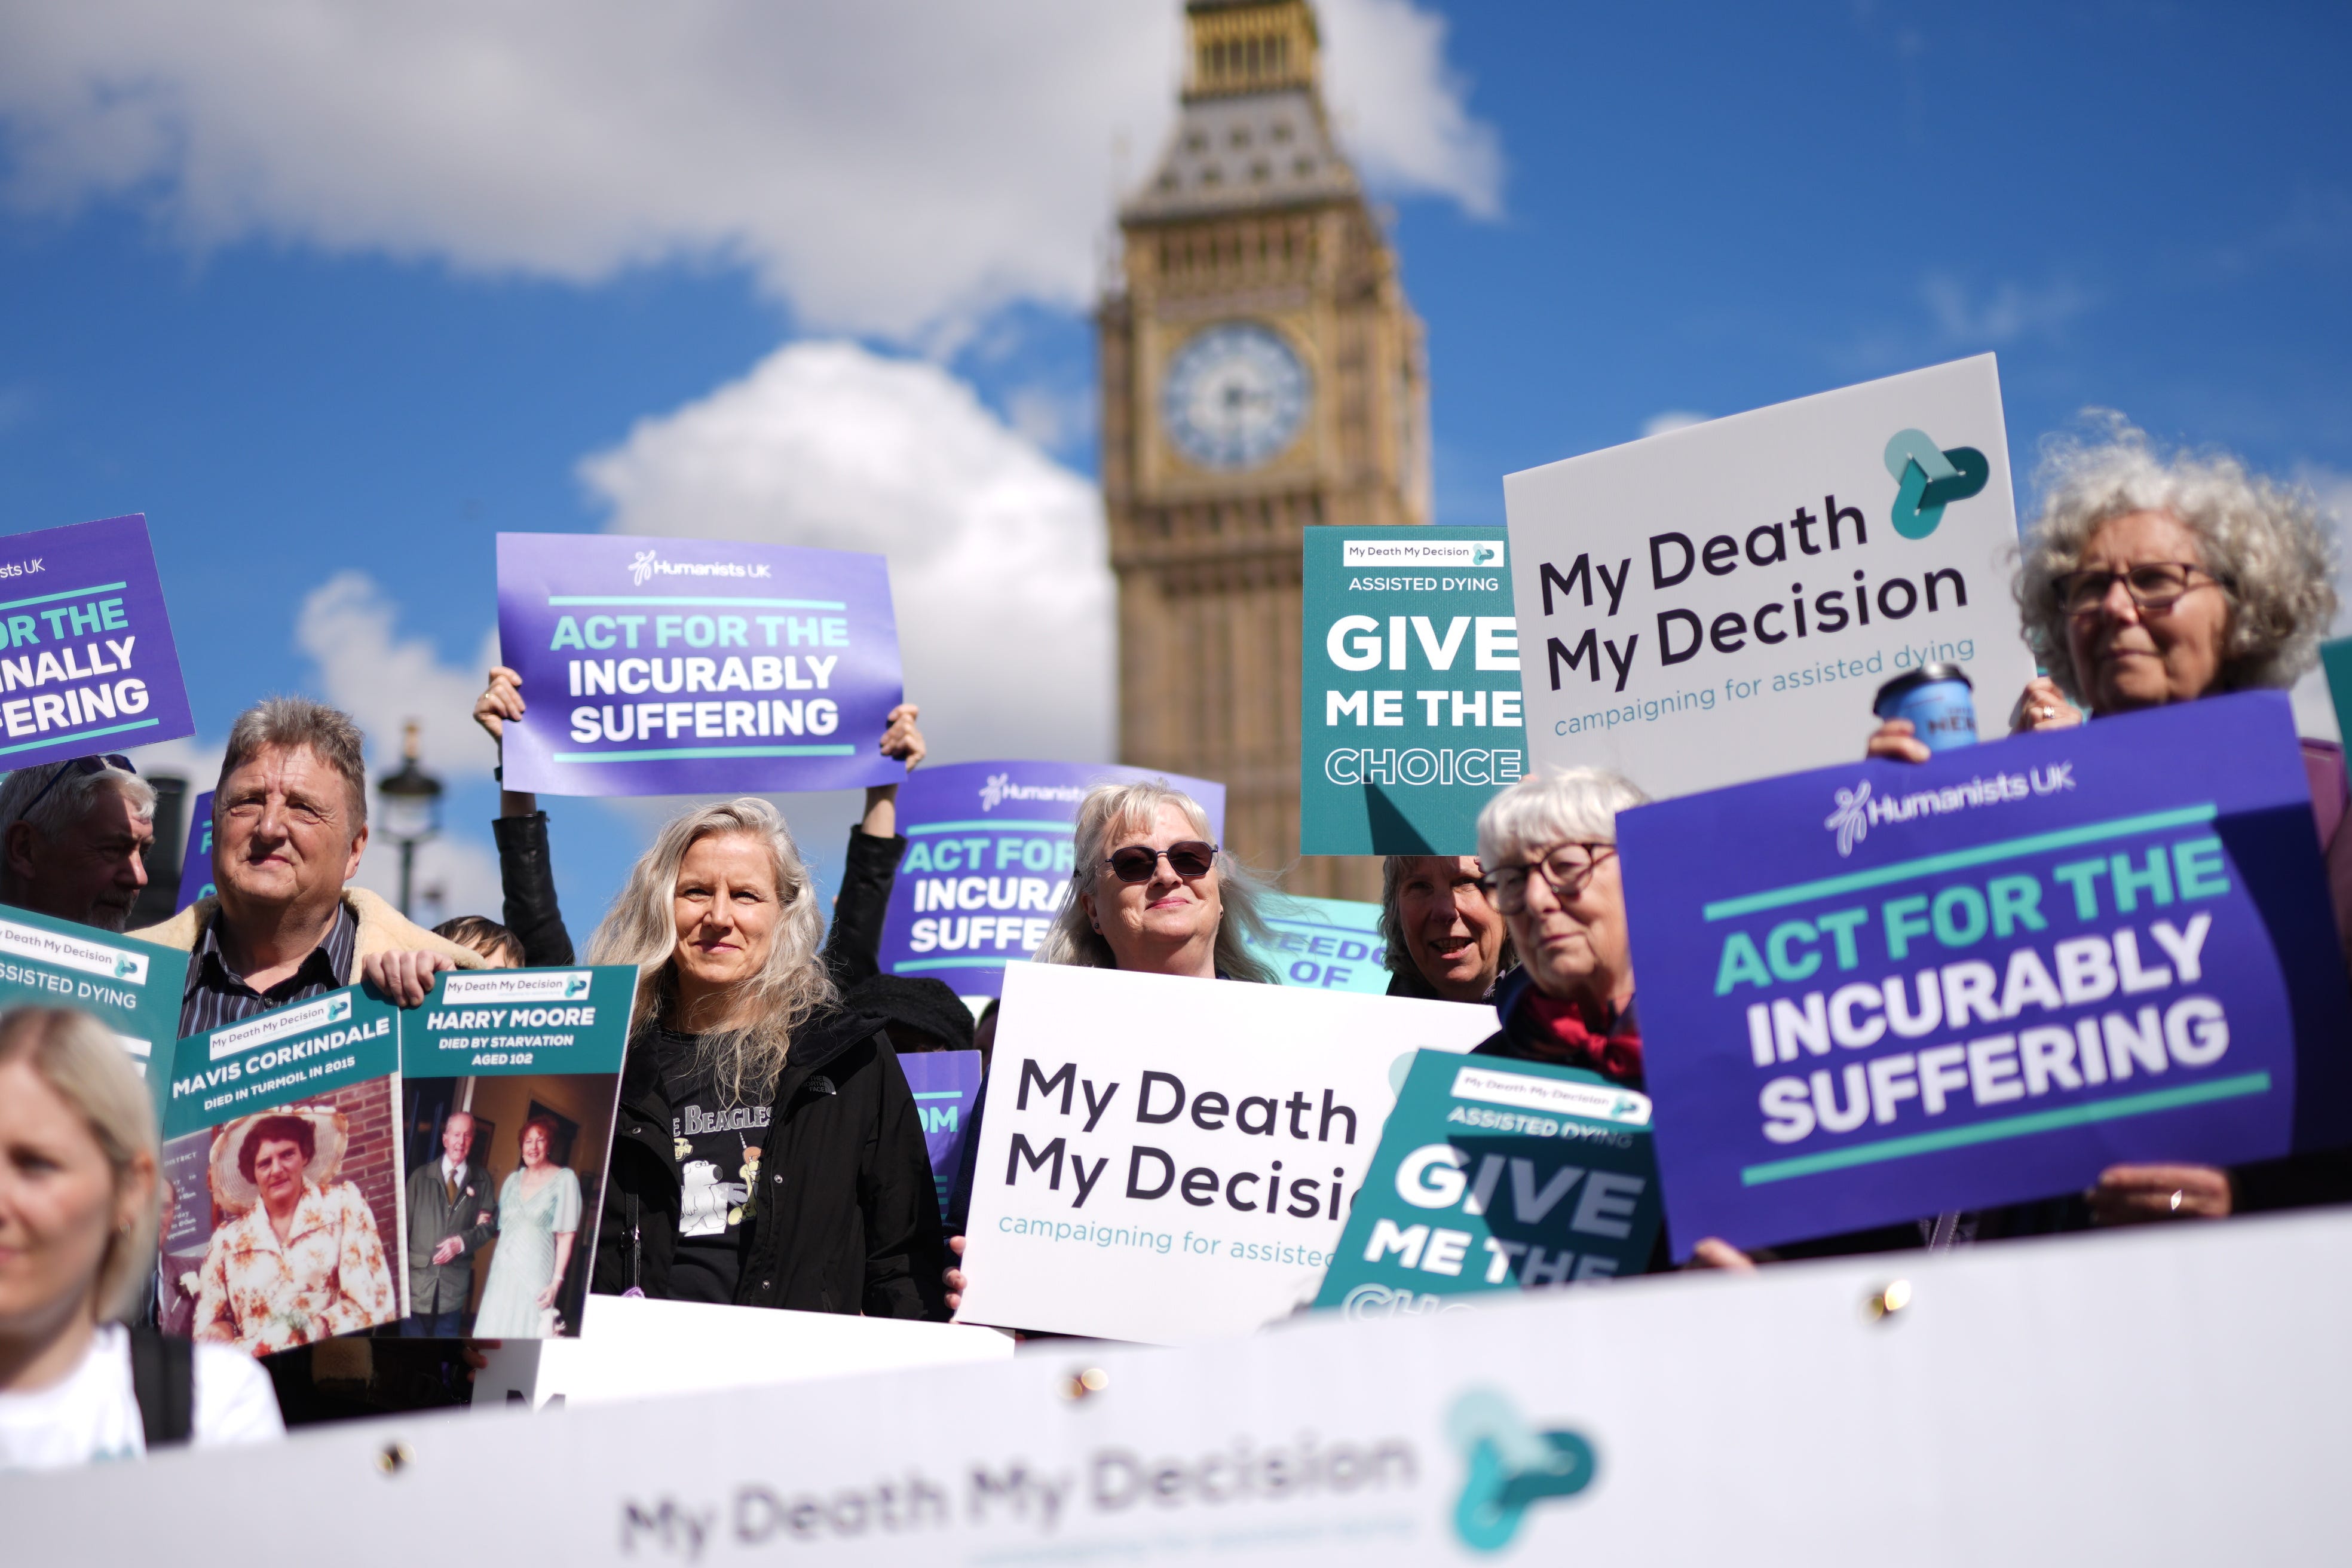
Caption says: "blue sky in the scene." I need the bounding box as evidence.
[0,0,2345,929]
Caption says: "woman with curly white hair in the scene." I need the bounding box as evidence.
[1863,417,2348,1230]
[586,798,946,1318]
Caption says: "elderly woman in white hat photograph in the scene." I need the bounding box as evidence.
[190,1107,397,1355]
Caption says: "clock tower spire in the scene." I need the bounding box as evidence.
[1100,0,1431,900]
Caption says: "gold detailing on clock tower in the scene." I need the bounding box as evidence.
[1100,0,1431,901]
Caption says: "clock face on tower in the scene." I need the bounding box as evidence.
[1159,321,1310,471]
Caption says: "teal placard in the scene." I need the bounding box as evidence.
[1314,1049,1662,1312]
[0,901,191,1114]
[400,964,638,1078]
[163,984,401,1138]
[1300,526,1527,854]
[2322,637,2352,746]
[1246,894,1392,994]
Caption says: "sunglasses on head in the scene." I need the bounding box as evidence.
[1104,840,1219,883]
[19,754,136,817]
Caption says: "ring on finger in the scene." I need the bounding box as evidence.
[2169,1189,2184,1212]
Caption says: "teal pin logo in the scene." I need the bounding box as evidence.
[566,975,592,998]
[1472,543,1500,567]
[1885,428,1990,540]
[327,994,353,1024]
[1448,1388,1598,1553]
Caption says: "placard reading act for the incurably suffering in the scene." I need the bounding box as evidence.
[1505,356,2036,798]
[496,532,904,796]
[0,514,194,768]
[955,963,1494,1344]
[1299,526,1526,854]
[1618,691,2352,1255]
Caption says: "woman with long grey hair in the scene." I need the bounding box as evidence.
[586,798,945,1319]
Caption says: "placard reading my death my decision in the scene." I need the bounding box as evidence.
[954,963,1494,1345]
[496,532,904,797]
[0,514,194,768]
[1618,691,2352,1256]
[1505,356,2037,798]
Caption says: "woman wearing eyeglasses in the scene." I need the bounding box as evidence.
[1466,768,1649,1083]
[1858,419,2345,1231]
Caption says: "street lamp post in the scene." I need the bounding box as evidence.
[376,720,444,920]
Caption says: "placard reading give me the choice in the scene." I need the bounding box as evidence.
[1505,356,2036,798]
[954,964,1494,1345]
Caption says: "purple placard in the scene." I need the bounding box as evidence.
[901,1049,983,1223]
[877,760,1227,999]
[1619,691,2352,1257]
[174,789,215,914]
[0,514,194,768]
[496,532,904,796]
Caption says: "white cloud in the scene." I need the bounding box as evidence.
[0,0,1500,339]
[1921,273,2094,346]
[1640,410,1709,439]
[580,339,1112,767]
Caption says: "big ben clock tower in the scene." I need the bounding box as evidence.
[1101,0,1431,901]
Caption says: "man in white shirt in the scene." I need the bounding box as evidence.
[401,1111,495,1336]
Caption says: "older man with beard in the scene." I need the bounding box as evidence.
[0,755,156,932]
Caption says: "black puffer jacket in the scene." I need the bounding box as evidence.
[591,1003,950,1318]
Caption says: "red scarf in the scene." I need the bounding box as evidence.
[1520,992,1643,1086]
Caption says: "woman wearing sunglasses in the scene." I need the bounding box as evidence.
[1030,780,1279,982]
[944,780,1277,1311]
[1852,419,2347,1236]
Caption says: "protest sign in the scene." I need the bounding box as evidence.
[157,984,409,1349]
[1248,893,1391,995]
[1300,526,1524,853]
[1618,691,2352,1256]
[955,963,1494,1343]
[32,1204,2352,1565]
[396,964,638,1337]
[495,531,904,796]
[0,513,194,768]
[1315,1051,1661,1316]
[174,787,215,914]
[0,902,188,1102]
[875,760,1226,1000]
[2321,636,2352,742]
[901,1049,983,1223]
[1504,356,2036,798]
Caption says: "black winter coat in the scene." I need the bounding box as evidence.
[591,1003,950,1318]
[492,811,574,967]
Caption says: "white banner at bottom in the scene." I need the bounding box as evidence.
[12,1209,2352,1563]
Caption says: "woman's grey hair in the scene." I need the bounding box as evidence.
[585,797,833,1107]
[0,1006,159,1322]
[219,696,370,831]
[1378,856,1518,979]
[0,760,155,846]
[2014,415,2340,703]
[1034,780,1279,984]
[1476,767,1650,871]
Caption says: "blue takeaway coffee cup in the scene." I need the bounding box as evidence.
[1873,664,1977,751]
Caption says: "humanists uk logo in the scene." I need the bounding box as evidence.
[1824,763,2075,857]
[978,773,1088,812]
[1447,1388,1598,1554]
[626,549,776,587]
[1884,428,1990,541]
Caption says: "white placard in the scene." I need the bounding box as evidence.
[955,964,1495,1343]
[473,1294,1012,1410]
[14,1209,2352,1564]
[1505,355,2037,797]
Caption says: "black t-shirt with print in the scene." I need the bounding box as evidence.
[649,1030,771,1306]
